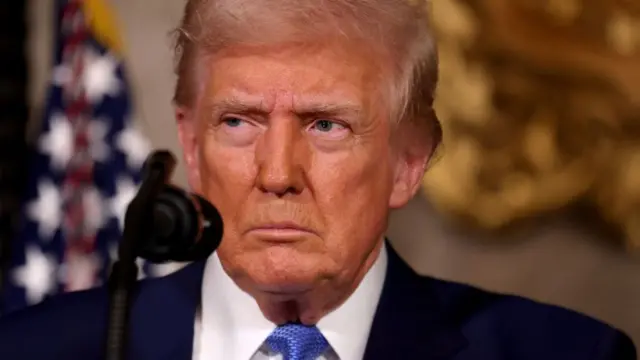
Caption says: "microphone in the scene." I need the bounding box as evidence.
[105,149,223,360]
[138,184,224,263]
[130,149,224,263]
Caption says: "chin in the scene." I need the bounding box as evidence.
[241,246,328,295]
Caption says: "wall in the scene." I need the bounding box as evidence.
[28,0,640,348]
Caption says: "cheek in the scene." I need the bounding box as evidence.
[199,138,257,225]
[310,147,393,248]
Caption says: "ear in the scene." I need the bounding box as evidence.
[175,107,202,193]
[388,138,432,209]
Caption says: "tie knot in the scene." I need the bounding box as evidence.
[266,323,329,360]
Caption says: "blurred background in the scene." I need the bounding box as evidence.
[0,0,638,350]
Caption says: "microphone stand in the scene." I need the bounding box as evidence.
[104,152,176,360]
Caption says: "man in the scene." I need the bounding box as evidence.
[0,0,635,359]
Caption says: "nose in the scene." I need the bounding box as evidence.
[255,116,305,197]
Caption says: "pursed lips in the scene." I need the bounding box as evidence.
[247,222,316,239]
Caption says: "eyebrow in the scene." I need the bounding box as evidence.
[206,95,363,119]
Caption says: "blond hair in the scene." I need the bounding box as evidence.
[172,0,442,149]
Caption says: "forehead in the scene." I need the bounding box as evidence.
[200,44,385,112]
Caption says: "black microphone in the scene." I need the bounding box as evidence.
[130,149,224,263]
[105,149,223,360]
[137,183,224,263]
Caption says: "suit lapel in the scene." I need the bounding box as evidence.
[363,242,467,360]
[129,261,206,360]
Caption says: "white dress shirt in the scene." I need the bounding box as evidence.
[193,244,388,360]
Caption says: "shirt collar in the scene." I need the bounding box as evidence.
[201,254,275,360]
[200,243,388,360]
[317,244,387,359]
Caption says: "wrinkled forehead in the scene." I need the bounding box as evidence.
[197,42,391,118]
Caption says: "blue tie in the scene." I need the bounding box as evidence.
[265,323,329,360]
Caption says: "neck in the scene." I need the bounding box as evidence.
[253,240,384,325]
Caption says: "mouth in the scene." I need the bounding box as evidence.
[247,222,315,241]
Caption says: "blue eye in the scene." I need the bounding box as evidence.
[313,120,335,132]
[223,117,243,127]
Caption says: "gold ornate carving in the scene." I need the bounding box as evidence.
[422,0,640,249]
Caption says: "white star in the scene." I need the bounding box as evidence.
[88,119,110,162]
[116,124,151,170]
[110,177,139,231]
[12,246,58,304]
[27,180,63,241]
[82,187,106,234]
[83,50,121,102]
[51,64,72,87]
[58,252,101,292]
[39,113,74,171]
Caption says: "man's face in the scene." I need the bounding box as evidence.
[178,43,424,300]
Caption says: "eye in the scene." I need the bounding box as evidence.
[309,119,347,133]
[314,120,335,132]
[222,116,245,127]
[215,116,260,146]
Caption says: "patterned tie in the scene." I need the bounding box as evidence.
[266,323,330,360]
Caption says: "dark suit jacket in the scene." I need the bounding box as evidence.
[0,243,635,360]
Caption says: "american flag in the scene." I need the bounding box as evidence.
[1,0,156,314]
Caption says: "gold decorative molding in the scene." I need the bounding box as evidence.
[423,0,640,249]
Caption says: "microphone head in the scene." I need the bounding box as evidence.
[137,185,223,263]
[141,150,176,183]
